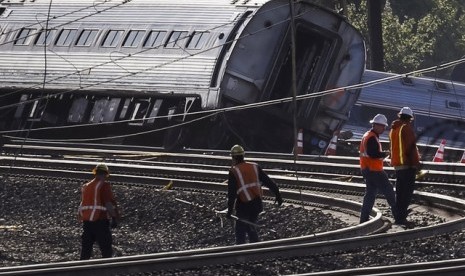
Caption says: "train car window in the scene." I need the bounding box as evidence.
[14,94,29,118]
[27,99,52,123]
[446,100,463,110]
[75,29,99,47]
[55,29,78,46]
[0,28,4,44]
[401,77,414,86]
[68,98,90,123]
[14,28,36,45]
[0,8,12,18]
[146,99,163,124]
[129,99,151,125]
[119,98,132,119]
[102,30,124,47]
[434,81,449,91]
[89,99,109,123]
[35,29,56,46]
[186,31,209,50]
[165,31,188,48]
[122,30,145,47]
[143,30,166,48]
[102,98,122,122]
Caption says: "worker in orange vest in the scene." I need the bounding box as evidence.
[226,145,283,244]
[78,163,120,259]
[389,107,420,225]
[359,114,399,223]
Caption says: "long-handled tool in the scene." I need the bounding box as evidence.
[213,208,265,229]
[174,198,227,227]
[174,197,265,229]
[157,180,173,191]
[415,169,429,181]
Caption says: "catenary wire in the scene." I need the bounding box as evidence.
[0,0,131,47]
[2,57,465,142]
[1,2,464,141]
[1,57,464,134]
[0,1,291,100]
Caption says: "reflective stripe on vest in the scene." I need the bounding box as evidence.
[232,163,261,202]
[79,179,106,221]
[359,131,384,171]
[78,206,106,211]
[389,124,407,166]
[398,125,405,164]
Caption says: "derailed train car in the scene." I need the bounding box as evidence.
[0,0,365,153]
[344,70,465,148]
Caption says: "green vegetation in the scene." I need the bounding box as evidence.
[321,0,465,77]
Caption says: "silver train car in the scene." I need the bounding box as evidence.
[344,70,465,148]
[0,0,365,153]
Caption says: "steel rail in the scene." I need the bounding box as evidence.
[1,158,465,275]
[2,142,465,274]
[0,163,385,275]
[1,155,465,205]
[2,143,465,185]
[295,258,465,275]
[1,195,465,275]
[1,164,380,239]
[4,137,464,161]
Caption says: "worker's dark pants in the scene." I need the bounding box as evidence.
[235,198,262,244]
[360,169,398,223]
[80,219,112,260]
[395,168,417,222]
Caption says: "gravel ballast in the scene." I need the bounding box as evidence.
[0,176,346,266]
[1,176,464,275]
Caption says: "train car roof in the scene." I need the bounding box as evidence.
[0,0,267,23]
[0,0,271,6]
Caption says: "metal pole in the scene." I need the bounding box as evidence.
[289,0,298,158]
[367,0,384,70]
[289,0,304,208]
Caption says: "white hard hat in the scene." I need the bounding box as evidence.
[369,114,388,126]
[398,107,414,118]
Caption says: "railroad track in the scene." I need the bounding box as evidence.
[0,185,464,275]
[2,142,465,274]
[300,258,465,275]
[2,140,465,185]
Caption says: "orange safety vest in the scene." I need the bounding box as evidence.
[359,130,384,171]
[78,178,109,221]
[231,162,262,203]
[389,122,420,167]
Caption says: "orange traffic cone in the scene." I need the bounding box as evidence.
[294,129,304,155]
[460,151,465,163]
[432,139,446,162]
[325,132,338,156]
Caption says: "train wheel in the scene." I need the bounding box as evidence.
[163,126,188,152]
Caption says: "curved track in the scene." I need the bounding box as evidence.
[1,141,465,275]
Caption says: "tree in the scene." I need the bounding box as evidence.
[345,0,465,77]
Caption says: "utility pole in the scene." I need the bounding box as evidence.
[289,0,298,157]
[367,0,384,71]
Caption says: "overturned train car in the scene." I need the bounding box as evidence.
[0,0,365,153]
[344,70,465,148]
